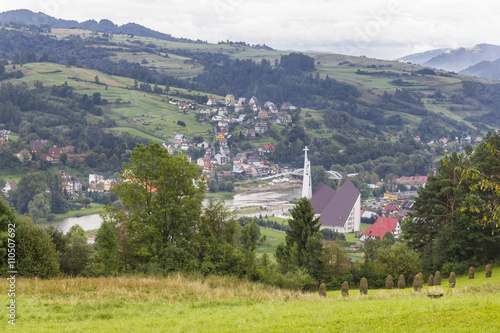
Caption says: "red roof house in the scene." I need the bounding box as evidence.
[360,217,401,242]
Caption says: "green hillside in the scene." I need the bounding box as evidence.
[2,25,499,144]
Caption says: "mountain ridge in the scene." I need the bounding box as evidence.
[0,9,203,44]
[399,43,500,80]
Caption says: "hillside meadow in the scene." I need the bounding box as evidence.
[1,267,499,332]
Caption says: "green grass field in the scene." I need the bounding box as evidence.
[10,62,215,143]
[1,268,498,332]
[257,228,286,261]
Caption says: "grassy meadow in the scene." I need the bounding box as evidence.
[1,268,499,332]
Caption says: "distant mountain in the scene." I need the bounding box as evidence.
[0,9,203,43]
[0,9,78,28]
[423,43,500,73]
[397,48,451,65]
[460,58,500,80]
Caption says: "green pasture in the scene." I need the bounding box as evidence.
[1,268,498,332]
[257,228,286,261]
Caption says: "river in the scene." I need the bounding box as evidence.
[42,186,301,233]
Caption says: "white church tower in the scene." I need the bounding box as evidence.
[301,146,312,199]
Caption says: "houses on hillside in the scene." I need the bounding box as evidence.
[87,173,116,193]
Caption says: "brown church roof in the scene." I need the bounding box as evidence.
[311,180,360,228]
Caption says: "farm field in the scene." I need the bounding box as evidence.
[8,62,214,142]
[1,268,498,332]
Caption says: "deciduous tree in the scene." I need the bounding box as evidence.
[114,142,205,270]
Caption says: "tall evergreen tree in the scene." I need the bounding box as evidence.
[276,197,322,277]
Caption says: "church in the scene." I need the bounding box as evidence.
[310,181,361,233]
[301,146,361,233]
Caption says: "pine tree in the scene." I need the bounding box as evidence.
[276,197,322,277]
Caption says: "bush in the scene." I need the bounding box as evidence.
[341,281,349,297]
[442,262,469,276]
[434,271,441,285]
[16,216,60,278]
[319,283,326,297]
[360,277,368,295]
[397,274,406,289]
[449,272,456,288]
[283,268,317,291]
[428,274,434,286]
[413,273,423,292]
[385,275,393,289]
[486,264,492,278]
[468,266,475,279]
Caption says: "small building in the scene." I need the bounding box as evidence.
[360,217,401,242]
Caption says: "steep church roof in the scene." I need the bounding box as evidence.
[310,180,360,227]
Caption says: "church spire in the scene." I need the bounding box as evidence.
[301,146,312,199]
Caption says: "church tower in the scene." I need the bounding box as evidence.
[301,146,312,199]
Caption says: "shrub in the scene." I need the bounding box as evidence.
[434,271,441,285]
[486,264,492,278]
[360,277,368,295]
[413,273,423,292]
[341,281,349,297]
[319,283,326,297]
[449,272,456,288]
[428,274,434,286]
[397,274,405,289]
[468,266,474,279]
[385,275,393,289]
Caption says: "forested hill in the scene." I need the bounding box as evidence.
[1,20,500,178]
[0,9,204,43]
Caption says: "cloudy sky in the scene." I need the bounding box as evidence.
[3,0,500,59]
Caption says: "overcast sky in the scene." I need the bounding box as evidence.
[3,0,500,59]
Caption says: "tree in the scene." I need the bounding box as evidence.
[195,200,239,275]
[0,197,18,272]
[10,172,47,214]
[319,240,350,288]
[28,193,50,220]
[375,242,422,283]
[403,150,500,272]
[114,142,205,269]
[94,217,119,275]
[457,132,500,229]
[276,197,322,278]
[16,215,59,278]
[60,225,92,276]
